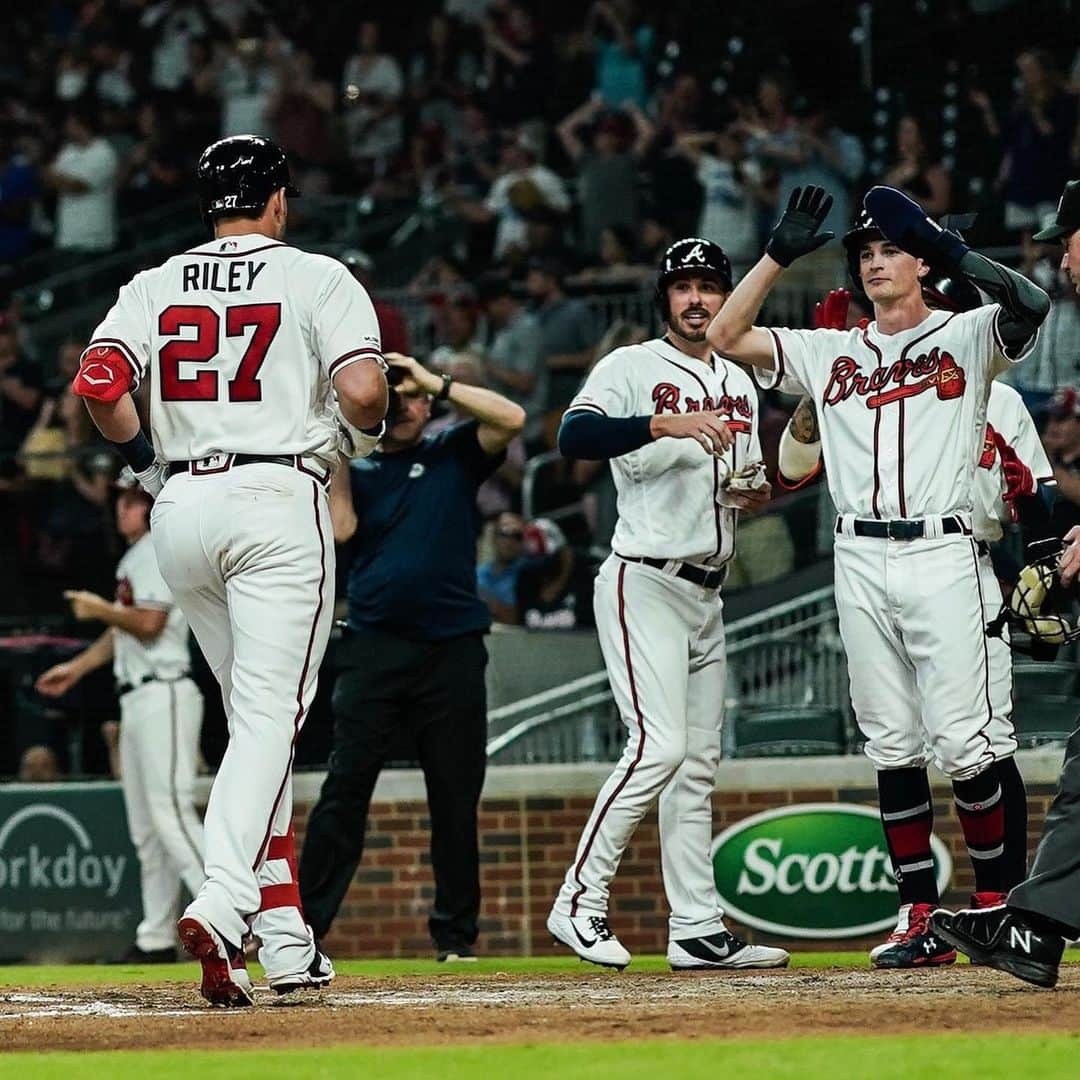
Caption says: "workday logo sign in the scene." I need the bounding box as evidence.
[0,803,127,898]
[711,803,952,939]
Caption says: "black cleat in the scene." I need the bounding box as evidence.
[436,945,478,962]
[108,943,179,965]
[870,903,956,969]
[930,906,1064,989]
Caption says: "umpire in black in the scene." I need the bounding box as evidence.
[298,351,525,960]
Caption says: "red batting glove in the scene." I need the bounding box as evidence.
[992,431,1035,521]
[812,288,852,330]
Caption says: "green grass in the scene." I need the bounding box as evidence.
[0,950,906,986]
[2,1035,1080,1079]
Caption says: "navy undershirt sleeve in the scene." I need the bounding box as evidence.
[557,410,654,460]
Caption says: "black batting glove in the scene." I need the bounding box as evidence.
[766,186,836,267]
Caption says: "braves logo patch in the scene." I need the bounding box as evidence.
[651,383,752,431]
[822,348,966,411]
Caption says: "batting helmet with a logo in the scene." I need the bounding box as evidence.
[196,134,300,226]
[654,238,733,320]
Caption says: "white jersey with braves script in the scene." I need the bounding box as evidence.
[81,233,382,464]
[569,337,761,565]
[757,305,1034,519]
[112,532,191,686]
[973,380,1054,543]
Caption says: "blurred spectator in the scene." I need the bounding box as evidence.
[141,0,214,93]
[28,387,116,592]
[638,215,674,263]
[477,272,546,444]
[269,49,335,189]
[587,0,653,109]
[342,21,405,178]
[0,317,43,463]
[118,103,185,216]
[557,96,652,255]
[409,14,480,137]
[340,250,411,355]
[89,38,136,112]
[525,257,598,445]
[778,99,865,236]
[217,31,282,137]
[477,510,530,623]
[55,48,91,102]
[1001,49,1078,249]
[569,224,652,289]
[446,0,493,24]
[648,75,705,236]
[674,127,765,270]
[43,108,118,254]
[1042,386,1080,533]
[0,130,39,265]
[453,131,570,260]
[482,1,553,124]
[429,296,485,368]
[410,253,471,301]
[178,37,223,152]
[518,518,594,629]
[883,113,951,217]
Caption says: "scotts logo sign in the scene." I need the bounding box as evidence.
[711,804,952,938]
[0,803,127,898]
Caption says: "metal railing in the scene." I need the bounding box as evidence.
[484,585,847,764]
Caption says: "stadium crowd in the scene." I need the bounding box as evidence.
[0,1,1078,778]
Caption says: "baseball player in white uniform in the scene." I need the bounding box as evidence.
[70,135,388,1006]
[779,296,1056,949]
[709,185,1051,968]
[36,472,204,963]
[547,237,790,972]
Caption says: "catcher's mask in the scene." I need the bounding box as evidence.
[987,539,1080,655]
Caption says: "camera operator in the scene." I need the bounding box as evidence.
[298,352,524,961]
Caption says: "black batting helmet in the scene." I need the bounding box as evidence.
[842,209,982,311]
[841,208,882,294]
[196,135,300,226]
[654,237,732,320]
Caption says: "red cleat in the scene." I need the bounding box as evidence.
[177,914,254,1008]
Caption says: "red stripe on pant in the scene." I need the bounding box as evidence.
[569,561,646,916]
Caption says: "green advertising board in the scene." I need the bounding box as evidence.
[712,802,952,939]
[0,782,141,961]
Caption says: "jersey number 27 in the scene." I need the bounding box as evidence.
[158,303,281,402]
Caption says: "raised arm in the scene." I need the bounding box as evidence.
[864,185,1050,359]
[707,186,836,368]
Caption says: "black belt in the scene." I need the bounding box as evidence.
[619,555,727,590]
[117,673,188,696]
[169,454,294,477]
[836,516,968,540]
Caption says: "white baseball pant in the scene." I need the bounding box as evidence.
[834,526,1017,781]
[554,555,729,940]
[119,677,204,952]
[151,461,333,977]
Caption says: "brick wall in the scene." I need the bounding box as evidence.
[290,763,1062,958]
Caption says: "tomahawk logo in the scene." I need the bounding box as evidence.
[0,804,127,898]
[1009,926,1033,954]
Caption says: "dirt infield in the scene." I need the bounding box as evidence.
[1,967,1077,1052]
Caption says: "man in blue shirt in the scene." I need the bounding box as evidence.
[298,353,525,960]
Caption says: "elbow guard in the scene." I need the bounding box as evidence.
[778,425,823,488]
[72,346,136,402]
